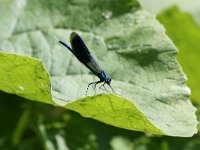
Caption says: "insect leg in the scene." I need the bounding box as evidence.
[103,84,110,93]
[108,84,116,95]
[99,82,105,90]
[93,81,103,95]
[86,81,97,96]
[86,81,103,96]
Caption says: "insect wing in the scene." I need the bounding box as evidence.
[70,32,103,76]
[70,32,91,57]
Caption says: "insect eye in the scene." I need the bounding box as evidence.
[107,78,111,83]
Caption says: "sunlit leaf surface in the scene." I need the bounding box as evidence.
[0,0,197,137]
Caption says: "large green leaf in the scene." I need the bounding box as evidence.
[0,0,197,137]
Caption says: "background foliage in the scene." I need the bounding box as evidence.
[0,0,200,149]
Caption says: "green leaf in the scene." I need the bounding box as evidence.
[157,7,200,104]
[0,0,197,137]
[0,52,53,104]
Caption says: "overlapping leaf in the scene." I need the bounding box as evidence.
[0,0,197,136]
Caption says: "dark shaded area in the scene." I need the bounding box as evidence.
[47,0,140,30]
[0,91,43,150]
[118,48,159,67]
[0,91,200,150]
[0,91,23,135]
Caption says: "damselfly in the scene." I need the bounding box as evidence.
[59,32,115,95]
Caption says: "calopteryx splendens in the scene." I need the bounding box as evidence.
[59,32,115,95]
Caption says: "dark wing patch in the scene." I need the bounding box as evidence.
[70,32,91,58]
[70,32,103,77]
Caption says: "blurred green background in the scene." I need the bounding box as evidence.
[1,0,200,149]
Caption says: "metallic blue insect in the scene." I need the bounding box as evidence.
[59,32,115,95]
